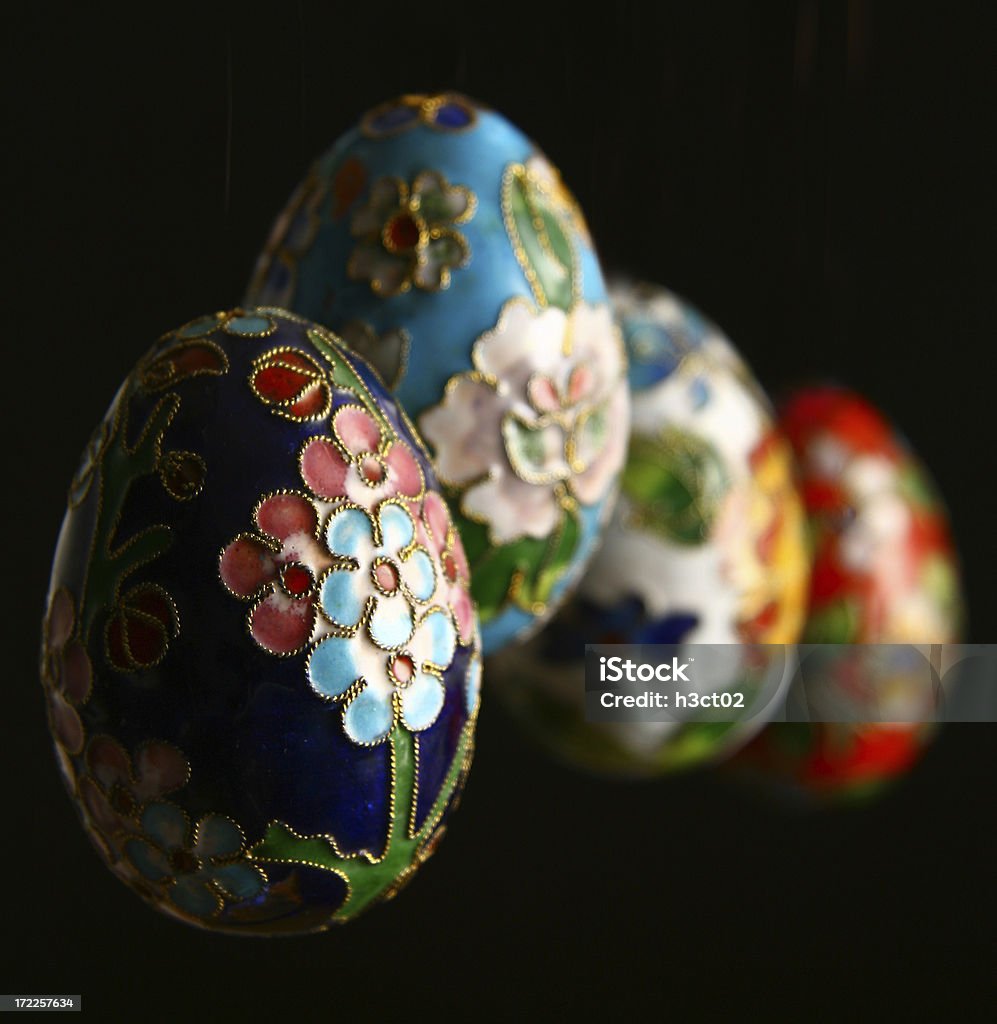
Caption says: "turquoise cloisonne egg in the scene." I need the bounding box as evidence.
[245,92,629,655]
[42,308,481,933]
[492,283,810,776]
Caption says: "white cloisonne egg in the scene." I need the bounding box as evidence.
[245,93,629,655]
[492,282,810,776]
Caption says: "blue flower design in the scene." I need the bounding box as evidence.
[309,514,457,748]
[317,501,435,648]
[124,803,265,919]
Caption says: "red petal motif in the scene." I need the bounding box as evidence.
[385,442,422,498]
[333,405,383,456]
[220,537,278,597]
[251,349,331,421]
[300,437,349,499]
[250,592,315,655]
[255,493,318,543]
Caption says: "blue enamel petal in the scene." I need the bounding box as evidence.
[308,636,361,699]
[342,686,393,745]
[225,314,273,336]
[320,567,366,627]
[170,878,220,918]
[421,608,457,669]
[141,801,188,849]
[369,594,413,649]
[378,502,414,553]
[194,814,243,859]
[124,838,171,882]
[403,548,435,602]
[399,672,445,732]
[211,862,265,901]
[433,102,473,129]
[326,505,374,559]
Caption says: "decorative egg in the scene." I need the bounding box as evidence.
[245,92,629,654]
[42,308,481,933]
[729,386,964,801]
[492,283,810,776]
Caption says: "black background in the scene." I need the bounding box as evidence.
[4,3,995,1019]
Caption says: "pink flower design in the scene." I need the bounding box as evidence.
[418,492,474,645]
[300,404,423,511]
[41,588,92,756]
[80,735,189,858]
[219,492,332,655]
[420,300,628,544]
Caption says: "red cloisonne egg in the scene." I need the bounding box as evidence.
[42,308,481,932]
[728,386,964,802]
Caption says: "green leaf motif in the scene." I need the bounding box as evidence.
[622,427,729,546]
[307,327,393,436]
[454,504,581,622]
[79,392,179,645]
[502,164,577,312]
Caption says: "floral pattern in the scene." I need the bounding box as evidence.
[249,347,332,422]
[781,386,962,644]
[47,308,480,930]
[307,501,452,744]
[309,603,457,746]
[420,299,628,544]
[219,492,328,656]
[418,491,474,645]
[80,735,189,857]
[348,172,475,296]
[222,343,470,746]
[41,588,92,757]
[300,404,423,511]
[318,502,436,644]
[125,803,265,919]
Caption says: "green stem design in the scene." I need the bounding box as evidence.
[79,391,178,644]
[251,719,474,922]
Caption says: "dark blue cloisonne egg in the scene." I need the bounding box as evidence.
[245,92,629,655]
[42,308,481,933]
